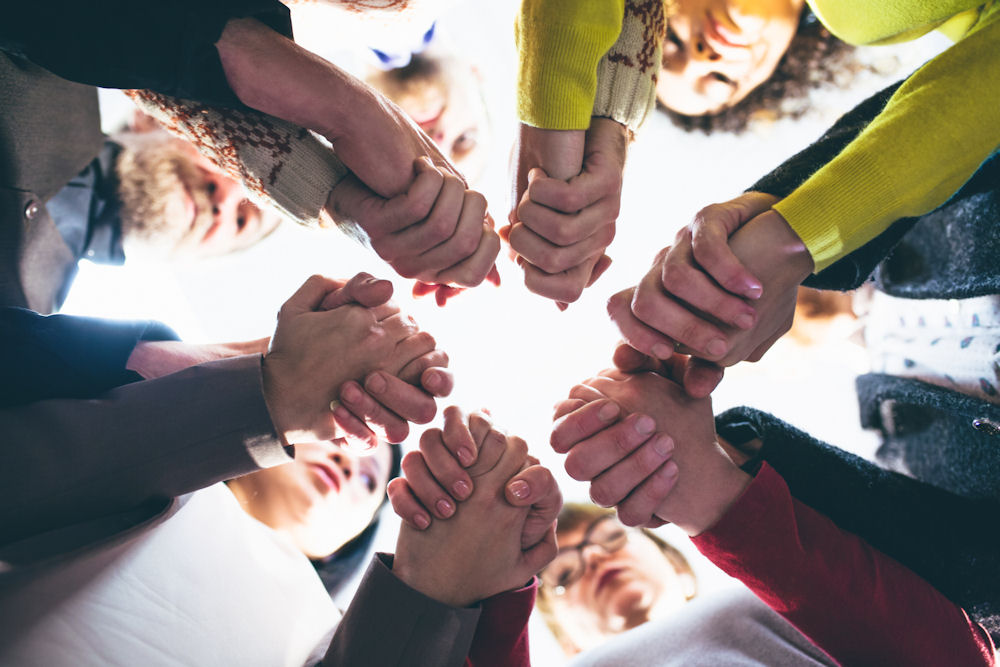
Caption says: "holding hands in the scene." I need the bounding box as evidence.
[505,118,627,307]
[609,193,814,394]
[261,273,450,447]
[389,407,562,607]
[552,362,750,535]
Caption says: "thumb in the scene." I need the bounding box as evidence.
[319,272,394,310]
[282,274,345,314]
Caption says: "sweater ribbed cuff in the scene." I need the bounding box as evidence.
[593,0,665,133]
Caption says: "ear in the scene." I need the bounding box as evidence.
[681,571,697,600]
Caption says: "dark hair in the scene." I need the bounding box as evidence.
[663,9,860,133]
[311,443,403,599]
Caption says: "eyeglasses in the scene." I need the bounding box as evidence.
[541,515,629,594]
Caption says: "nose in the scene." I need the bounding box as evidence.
[582,543,611,570]
[331,451,354,481]
[691,32,721,62]
[208,174,243,225]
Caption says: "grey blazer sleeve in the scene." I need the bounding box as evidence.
[320,553,481,667]
[0,354,289,547]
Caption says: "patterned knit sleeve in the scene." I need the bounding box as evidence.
[124,89,347,229]
[592,0,666,134]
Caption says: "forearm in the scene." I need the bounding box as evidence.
[772,12,1000,271]
[692,463,996,666]
[125,89,347,228]
[319,553,481,667]
[1,2,290,107]
[716,407,1000,619]
[516,0,625,130]
[0,355,287,546]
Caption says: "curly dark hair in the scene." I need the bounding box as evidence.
[663,9,860,133]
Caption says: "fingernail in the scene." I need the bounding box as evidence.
[635,415,656,435]
[453,480,471,499]
[436,499,454,516]
[457,447,475,467]
[414,514,430,530]
[707,339,727,357]
[342,383,361,403]
[745,284,763,299]
[508,480,530,500]
[598,403,619,422]
[653,434,674,457]
[366,373,387,394]
[735,313,754,330]
[652,343,674,359]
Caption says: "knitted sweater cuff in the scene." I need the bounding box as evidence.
[593,0,666,133]
[124,89,347,229]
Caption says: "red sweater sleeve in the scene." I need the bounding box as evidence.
[692,463,996,667]
[465,578,537,667]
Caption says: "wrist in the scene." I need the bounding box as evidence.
[734,209,815,286]
[392,552,474,608]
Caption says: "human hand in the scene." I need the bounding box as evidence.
[217,18,462,200]
[326,159,500,291]
[549,383,678,528]
[611,340,726,399]
[505,119,626,307]
[389,407,562,548]
[610,201,814,378]
[391,409,560,607]
[261,273,437,445]
[560,370,750,535]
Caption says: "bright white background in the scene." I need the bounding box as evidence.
[67,2,948,662]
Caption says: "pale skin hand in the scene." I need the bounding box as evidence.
[504,118,626,307]
[611,197,814,390]
[216,18,461,199]
[261,274,434,445]
[218,19,500,303]
[388,408,563,551]
[390,410,560,607]
[325,159,501,293]
[555,369,751,535]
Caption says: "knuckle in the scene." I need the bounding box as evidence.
[400,450,425,475]
[661,261,689,290]
[616,505,644,527]
[589,484,612,507]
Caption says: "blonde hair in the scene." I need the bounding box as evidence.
[535,503,697,654]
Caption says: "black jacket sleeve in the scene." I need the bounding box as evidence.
[716,406,1000,638]
[0,306,177,408]
[1,1,292,107]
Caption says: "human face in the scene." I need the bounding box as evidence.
[543,516,695,653]
[227,440,394,560]
[388,65,490,184]
[657,0,804,116]
[117,131,282,260]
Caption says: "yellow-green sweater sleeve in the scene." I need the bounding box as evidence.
[774,7,1000,272]
[516,0,625,130]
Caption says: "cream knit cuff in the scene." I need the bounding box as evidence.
[124,89,347,229]
[593,0,665,133]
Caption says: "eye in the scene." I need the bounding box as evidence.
[665,23,684,56]
[452,129,478,159]
[360,472,377,494]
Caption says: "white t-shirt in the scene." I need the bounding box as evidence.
[0,483,340,666]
